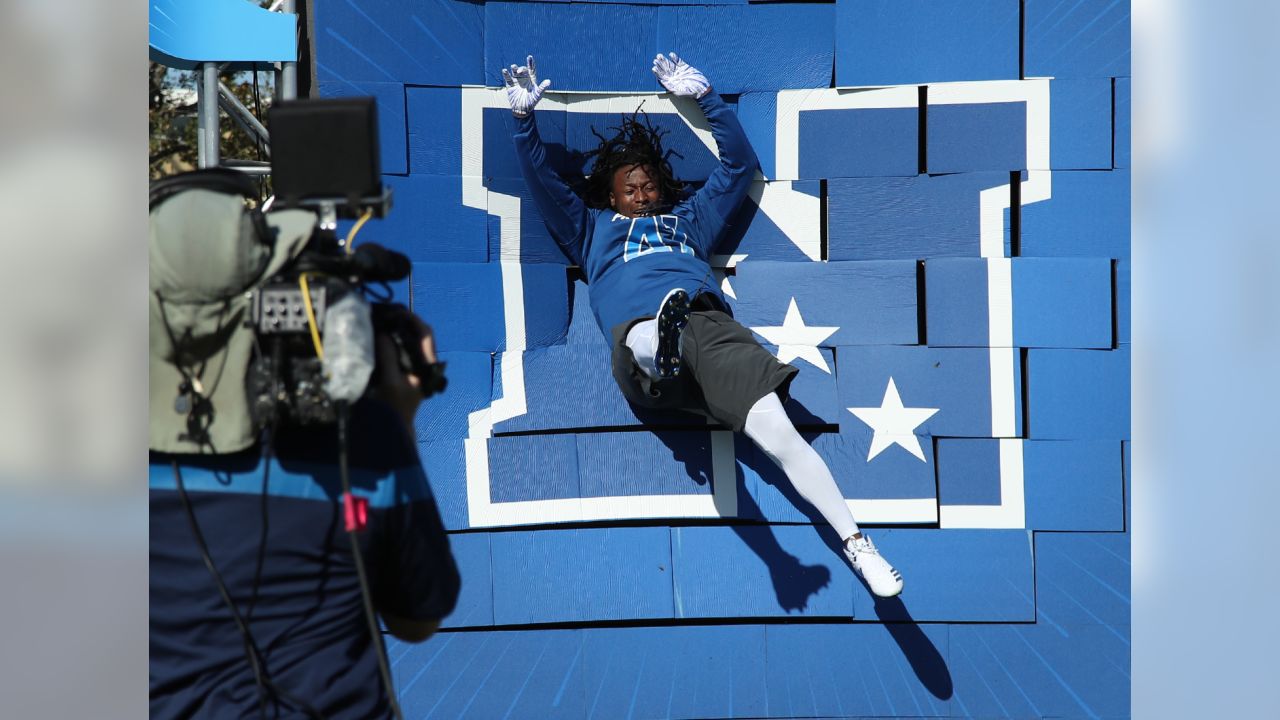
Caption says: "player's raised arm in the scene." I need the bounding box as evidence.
[505,55,591,265]
[652,52,759,252]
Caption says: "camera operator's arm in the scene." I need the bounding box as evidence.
[371,314,438,435]
[367,313,460,641]
[382,614,439,643]
[371,473,460,643]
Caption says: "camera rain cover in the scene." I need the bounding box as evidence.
[149,189,315,453]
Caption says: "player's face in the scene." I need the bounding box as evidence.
[609,164,662,218]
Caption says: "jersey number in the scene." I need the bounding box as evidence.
[622,214,693,261]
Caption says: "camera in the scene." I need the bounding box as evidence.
[149,96,445,450]
[244,96,446,432]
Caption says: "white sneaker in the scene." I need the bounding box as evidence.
[844,535,903,598]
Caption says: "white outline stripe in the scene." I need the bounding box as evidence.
[939,438,1025,528]
[773,86,919,182]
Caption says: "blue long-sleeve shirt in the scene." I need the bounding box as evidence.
[513,92,759,335]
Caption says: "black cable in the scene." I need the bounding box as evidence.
[173,460,272,720]
[336,402,404,720]
[174,457,327,719]
[248,426,274,621]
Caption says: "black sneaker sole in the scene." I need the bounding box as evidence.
[655,289,690,378]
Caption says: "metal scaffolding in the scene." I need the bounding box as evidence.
[194,0,298,171]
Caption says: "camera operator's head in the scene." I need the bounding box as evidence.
[148,168,314,454]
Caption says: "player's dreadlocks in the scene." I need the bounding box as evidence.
[581,110,685,210]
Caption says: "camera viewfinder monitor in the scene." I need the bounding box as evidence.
[269,97,389,218]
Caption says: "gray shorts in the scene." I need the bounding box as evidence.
[610,299,799,432]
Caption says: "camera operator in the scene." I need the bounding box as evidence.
[148,172,459,719]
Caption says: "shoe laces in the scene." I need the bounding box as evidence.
[848,536,879,557]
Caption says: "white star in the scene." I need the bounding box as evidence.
[847,377,940,462]
[750,297,839,373]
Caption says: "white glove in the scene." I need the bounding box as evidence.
[652,52,710,98]
[501,55,551,117]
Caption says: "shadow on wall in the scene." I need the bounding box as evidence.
[654,401,954,702]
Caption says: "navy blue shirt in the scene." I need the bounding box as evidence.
[513,92,759,334]
[150,400,459,719]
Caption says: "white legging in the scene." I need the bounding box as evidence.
[743,392,860,541]
[626,322,859,540]
[626,320,660,377]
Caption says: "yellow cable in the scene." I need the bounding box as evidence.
[298,273,325,359]
[343,208,374,255]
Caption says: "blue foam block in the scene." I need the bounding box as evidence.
[485,2,658,92]
[731,260,919,346]
[394,629,586,720]
[852,529,1035,621]
[936,438,1003,506]
[411,262,568,352]
[765,623,953,718]
[774,346,842,426]
[564,106,724,184]
[520,263,572,349]
[819,426,937,502]
[419,439,468,530]
[1115,77,1131,168]
[1013,257,1114,349]
[576,430,716,500]
[717,180,822,262]
[481,106,569,182]
[927,101,1027,173]
[672,525,853,618]
[1117,257,1130,344]
[1027,347,1130,439]
[736,92,779,179]
[317,81,407,175]
[582,626,767,720]
[490,527,674,624]
[411,262,501,352]
[488,434,578,503]
[924,258,990,348]
[835,0,1019,86]
[492,344,705,433]
[837,345,1022,438]
[370,175,488,263]
[1025,0,1131,78]
[656,5,834,93]
[1037,526,1128,619]
[492,344,630,432]
[828,173,1013,260]
[1050,77,1114,169]
[565,279,610,347]
[485,176,573,265]
[1025,440,1124,530]
[950,622,1129,719]
[414,351,492,441]
[312,0,484,87]
[1021,169,1130,258]
[440,533,493,629]
[800,106,919,178]
[406,86,460,176]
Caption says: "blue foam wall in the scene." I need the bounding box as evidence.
[309,1,1133,714]
[835,0,1019,86]
[828,173,1013,260]
[1025,0,1132,78]
[313,0,484,87]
